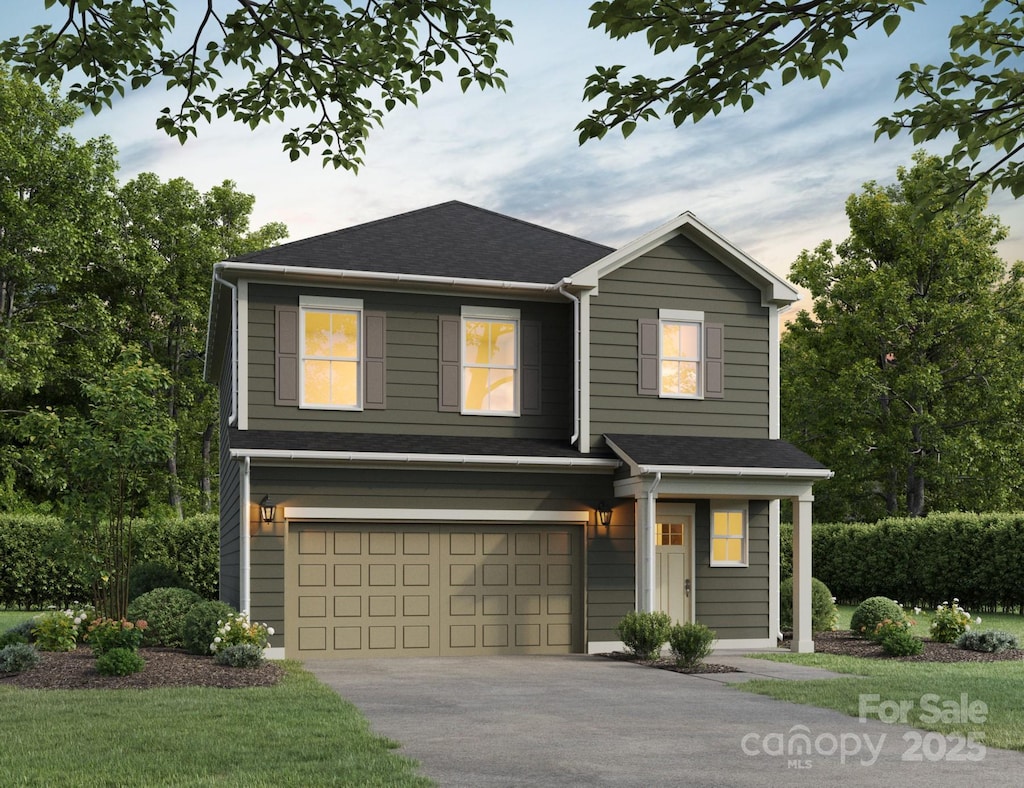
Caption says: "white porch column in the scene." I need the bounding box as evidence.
[634,474,660,612]
[791,491,815,653]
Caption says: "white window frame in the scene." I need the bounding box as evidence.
[710,500,748,567]
[659,308,704,399]
[299,295,364,411]
[461,306,520,417]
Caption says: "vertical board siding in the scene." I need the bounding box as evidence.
[247,285,573,439]
[694,500,770,640]
[218,357,241,610]
[588,237,771,450]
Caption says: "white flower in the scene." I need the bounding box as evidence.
[976,616,982,624]
[214,636,221,643]
[913,607,921,615]
[965,625,972,632]
[210,643,217,652]
[953,597,959,603]
[267,627,275,636]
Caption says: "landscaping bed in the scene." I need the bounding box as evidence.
[796,629,1024,663]
[0,646,284,690]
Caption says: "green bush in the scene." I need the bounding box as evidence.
[930,599,975,643]
[214,643,265,668]
[127,587,204,647]
[778,576,838,634]
[86,618,147,655]
[880,627,923,656]
[0,643,40,673]
[32,611,78,652]
[128,561,186,601]
[7,619,37,642]
[850,597,906,639]
[616,611,672,660]
[182,601,237,655]
[0,626,31,648]
[667,622,715,669]
[210,612,273,655]
[956,629,1020,653]
[96,647,146,676]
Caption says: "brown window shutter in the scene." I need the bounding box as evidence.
[521,320,542,415]
[637,318,659,396]
[275,305,299,406]
[438,316,461,412]
[704,323,725,399]
[363,311,386,409]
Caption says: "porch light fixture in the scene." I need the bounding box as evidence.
[259,495,276,524]
[596,502,613,528]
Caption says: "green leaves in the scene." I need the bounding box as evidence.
[0,0,513,170]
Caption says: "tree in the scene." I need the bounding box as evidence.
[781,152,1024,522]
[0,0,513,170]
[579,0,1024,200]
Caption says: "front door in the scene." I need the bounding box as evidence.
[655,520,692,625]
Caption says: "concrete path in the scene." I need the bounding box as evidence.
[306,654,1024,787]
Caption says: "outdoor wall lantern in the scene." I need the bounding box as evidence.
[259,495,276,524]
[595,502,613,528]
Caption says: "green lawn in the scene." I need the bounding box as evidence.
[741,606,1024,752]
[0,609,38,630]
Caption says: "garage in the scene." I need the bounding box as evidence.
[286,523,583,658]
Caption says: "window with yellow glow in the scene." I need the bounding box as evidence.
[462,315,517,414]
[711,509,746,566]
[301,305,360,408]
[661,320,701,397]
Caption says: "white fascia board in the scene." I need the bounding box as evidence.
[571,212,800,306]
[285,507,589,522]
[231,447,620,470]
[636,464,833,479]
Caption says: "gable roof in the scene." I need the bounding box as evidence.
[230,201,612,284]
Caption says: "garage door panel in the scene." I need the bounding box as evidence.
[289,523,580,658]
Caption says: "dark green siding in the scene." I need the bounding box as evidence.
[218,356,241,610]
[247,284,573,439]
[586,522,635,642]
[589,236,771,449]
[694,500,770,640]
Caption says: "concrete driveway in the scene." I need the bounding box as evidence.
[306,655,1024,787]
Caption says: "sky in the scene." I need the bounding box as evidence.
[4,1,1024,290]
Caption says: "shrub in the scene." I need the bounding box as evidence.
[0,643,40,673]
[86,618,148,655]
[778,577,839,634]
[667,622,715,669]
[930,599,977,643]
[850,597,906,639]
[0,626,31,648]
[182,601,237,655]
[880,628,924,656]
[957,629,1020,653]
[128,561,185,601]
[616,611,672,659]
[7,618,38,642]
[32,610,78,651]
[210,613,274,655]
[214,643,265,668]
[96,647,146,676]
[127,587,204,647]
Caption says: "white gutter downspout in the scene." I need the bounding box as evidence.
[641,472,662,612]
[557,279,581,447]
[213,266,238,426]
[241,457,251,616]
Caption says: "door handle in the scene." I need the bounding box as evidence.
[684,579,691,597]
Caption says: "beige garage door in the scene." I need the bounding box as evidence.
[286,523,582,658]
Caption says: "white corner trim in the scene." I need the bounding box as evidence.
[284,507,590,523]
[237,281,249,430]
[769,305,780,439]
[588,640,625,654]
[264,647,286,660]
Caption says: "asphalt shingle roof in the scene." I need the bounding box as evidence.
[230,201,612,284]
[604,434,827,471]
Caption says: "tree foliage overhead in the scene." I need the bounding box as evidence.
[0,0,513,170]
[580,0,1024,199]
[781,152,1024,522]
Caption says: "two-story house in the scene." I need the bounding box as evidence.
[204,201,830,660]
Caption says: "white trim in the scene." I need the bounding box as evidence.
[710,500,749,568]
[659,308,704,322]
[241,458,251,616]
[768,499,781,644]
[299,297,364,411]
[264,647,286,660]
[579,291,592,450]
[284,507,589,522]
[769,305,781,439]
[237,281,249,430]
[588,640,625,654]
[462,305,520,320]
[233,448,619,470]
[657,316,703,400]
[460,309,521,417]
[300,295,363,310]
[637,464,832,479]
[711,637,777,651]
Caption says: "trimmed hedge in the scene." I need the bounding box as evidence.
[783,513,1024,613]
[0,513,219,609]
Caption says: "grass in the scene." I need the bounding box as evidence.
[0,609,38,630]
[739,604,1024,752]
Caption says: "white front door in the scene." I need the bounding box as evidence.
[655,520,693,625]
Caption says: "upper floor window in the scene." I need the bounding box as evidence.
[301,296,362,409]
[638,309,724,399]
[710,503,748,567]
[660,314,702,398]
[462,307,519,415]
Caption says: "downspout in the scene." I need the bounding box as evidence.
[557,279,581,446]
[241,457,251,616]
[213,266,238,426]
[642,472,662,612]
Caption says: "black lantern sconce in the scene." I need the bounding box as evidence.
[259,495,276,524]
[595,501,613,530]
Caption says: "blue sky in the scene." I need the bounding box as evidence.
[4,1,1023,284]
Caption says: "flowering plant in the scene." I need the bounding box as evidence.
[210,613,274,656]
[86,618,149,655]
[32,610,80,652]
[930,599,978,643]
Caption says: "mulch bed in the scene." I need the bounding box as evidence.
[602,651,740,674]
[0,647,284,690]
[808,629,1024,663]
